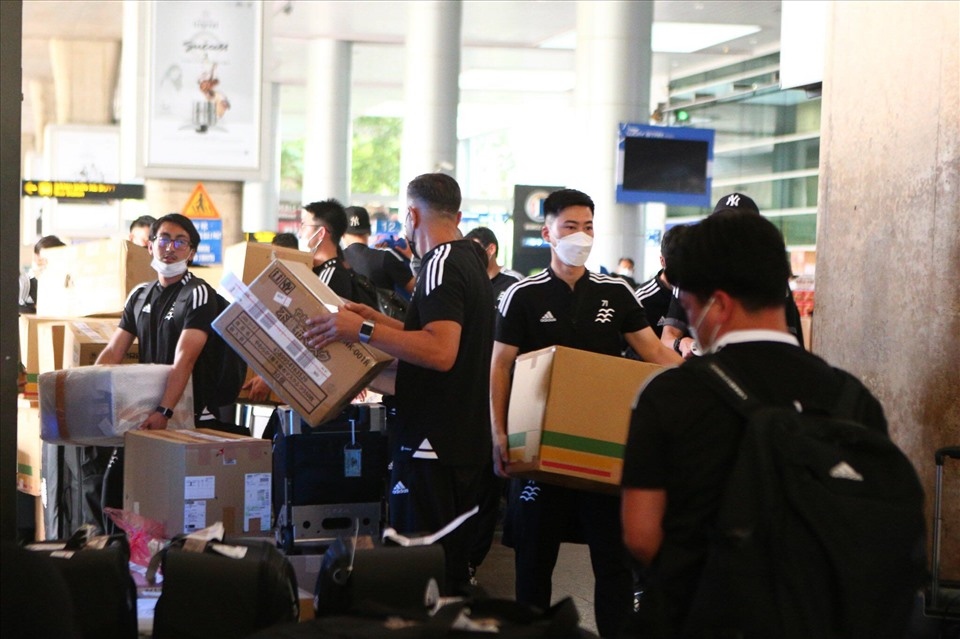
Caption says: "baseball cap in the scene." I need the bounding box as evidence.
[345,206,371,234]
[712,192,760,215]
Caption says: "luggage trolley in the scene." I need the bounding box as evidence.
[272,404,389,554]
[926,445,960,623]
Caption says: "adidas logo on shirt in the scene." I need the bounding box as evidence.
[392,481,410,495]
[540,311,557,323]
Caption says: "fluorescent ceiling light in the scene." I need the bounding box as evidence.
[540,22,761,53]
[459,69,575,93]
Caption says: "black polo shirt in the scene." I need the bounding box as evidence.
[119,271,219,415]
[313,257,354,301]
[496,267,650,357]
[635,270,674,338]
[490,269,523,310]
[395,240,494,466]
[343,243,413,291]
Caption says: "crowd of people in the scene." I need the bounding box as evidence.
[17,180,913,638]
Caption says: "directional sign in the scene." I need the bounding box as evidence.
[21,180,144,201]
[182,183,220,219]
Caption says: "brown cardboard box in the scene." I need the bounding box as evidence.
[123,429,273,539]
[19,315,74,399]
[222,241,312,285]
[506,345,664,492]
[236,367,284,405]
[37,322,67,374]
[17,398,42,497]
[63,319,139,368]
[36,239,153,317]
[39,364,195,446]
[213,259,394,427]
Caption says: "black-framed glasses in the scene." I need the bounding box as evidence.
[154,237,191,250]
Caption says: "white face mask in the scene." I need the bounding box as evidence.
[552,231,593,267]
[298,226,323,255]
[403,212,420,260]
[688,295,720,355]
[618,267,634,279]
[151,255,189,278]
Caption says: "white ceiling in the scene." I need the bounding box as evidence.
[20,0,784,139]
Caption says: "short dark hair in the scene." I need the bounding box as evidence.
[543,189,594,220]
[129,215,157,232]
[407,173,461,215]
[464,226,499,256]
[660,224,688,268]
[303,199,348,244]
[666,210,789,311]
[34,235,66,254]
[150,213,201,249]
[271,232,299,249]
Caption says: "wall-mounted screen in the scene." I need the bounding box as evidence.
[616,123,715,207]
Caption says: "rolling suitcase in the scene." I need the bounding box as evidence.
[926,445,960,622]
[25,526,138,639]
[149,536,300,639]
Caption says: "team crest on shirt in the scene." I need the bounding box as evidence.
[164,303,177,321]
[595,299,614,323]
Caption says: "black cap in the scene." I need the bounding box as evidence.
[345,206,371,234]
[712,192,760,215]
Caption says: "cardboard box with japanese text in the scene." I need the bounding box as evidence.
[213,259,394,427]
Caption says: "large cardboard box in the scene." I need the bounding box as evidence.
[39,364,195,446]
[223,241,312,285]
[37,322,67,374]
[124,429,273,539]
[63,319,139,368]
[36,239,153,317]
[19,315,74,399]
[17,398,42,496]
[213,259,394,426]
[506,346,664,492]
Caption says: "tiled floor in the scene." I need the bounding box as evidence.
[473,533,598,635]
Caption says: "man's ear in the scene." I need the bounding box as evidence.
[713,290,736,322]
[541,225,551,243]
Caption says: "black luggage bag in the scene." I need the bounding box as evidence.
[25,526,138,639]
[150,536,300,639]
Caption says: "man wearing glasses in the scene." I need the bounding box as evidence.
[98,213,225,432]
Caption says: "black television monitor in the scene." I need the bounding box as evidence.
[616,123,715,207]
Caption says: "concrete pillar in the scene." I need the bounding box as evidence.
[574,0,653,272]
[399,0,461,191]
[242,82,282,233]
[49,39,120,125]
[302,39,352,204]
[816,1,959,577]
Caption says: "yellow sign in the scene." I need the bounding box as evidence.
[182,183,220,219]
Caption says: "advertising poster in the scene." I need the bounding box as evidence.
[146,1,263,175]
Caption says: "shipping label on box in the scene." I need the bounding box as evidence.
[17,398,42,496]
[63,319,139,368]
[213,259,394,427]
[36,239,153,317]
[506,346,664,492]
[39,364,195,446]
[123,429,272,539]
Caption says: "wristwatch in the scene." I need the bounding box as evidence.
[673,337,683,354]
[155,405,174,419]
[358,320,375,344]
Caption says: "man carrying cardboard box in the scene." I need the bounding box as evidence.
[489,188,682,638]
[304,173,494,595]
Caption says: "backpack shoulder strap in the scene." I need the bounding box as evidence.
[687,358,762,419]
[133,281,159,318]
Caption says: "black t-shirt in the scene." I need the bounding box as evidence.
[634,270,673,338]
[621,340,887,631]
[496,268,650,357]
[395,240,494,466]
[490,269,523,311]
[313,257,354,301]
[343,243,413,291]
[119,272,220,416]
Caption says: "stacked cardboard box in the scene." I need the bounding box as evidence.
[63,319,139,368]
[124,429,273,539]
[506,345,664,493]
[213,259,393,427]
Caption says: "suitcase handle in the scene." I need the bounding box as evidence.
[935,446,960,465]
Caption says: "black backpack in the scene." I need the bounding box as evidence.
[348,269,409,321]
[683,359,926,639]
[134,279,248,412]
